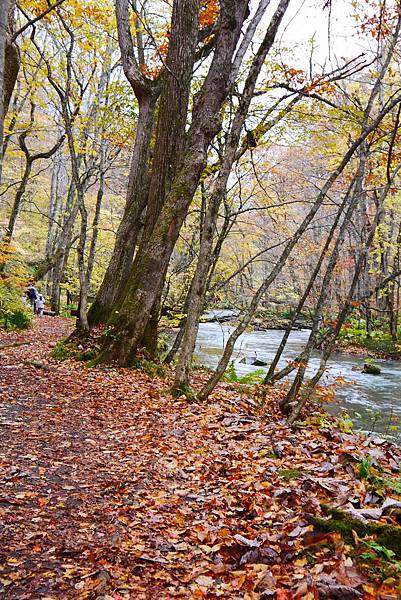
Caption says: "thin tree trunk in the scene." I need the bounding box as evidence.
[86,161,105,288]
[77,41,112,329]
[264,174,358,383]
[172,192,222,393]
[279,148,368,413]
[4,111,64,241]
[196,89,401,401]
[5,156,32,240]
[50,180,79,313]
[288,200,385,425]
[172,0,292,393]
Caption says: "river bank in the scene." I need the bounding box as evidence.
[334,339,401,360]
[1,317,401,598]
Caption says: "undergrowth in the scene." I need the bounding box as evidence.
[223,361,265,384]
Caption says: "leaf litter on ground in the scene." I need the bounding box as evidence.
[0,318,401,599]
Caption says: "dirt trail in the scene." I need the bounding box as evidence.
[0,318,400,599]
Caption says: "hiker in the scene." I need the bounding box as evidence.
[27,283,38,315]
[36,293,45,318]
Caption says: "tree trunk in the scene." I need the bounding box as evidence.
[279,148,368,413]
[173,0,291,393]
[172,192,221,393]
[133,0,205,354]
[288,200,385,425]
[5,157,32,240]
[96,0,250,365]
[45,146,67,295]
[264,174,357,383]
[50,180,79,313]
[0,0,19,185]
[4,105,65,241]
[87,91,158,326]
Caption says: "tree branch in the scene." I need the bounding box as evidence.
[12,0,67,42]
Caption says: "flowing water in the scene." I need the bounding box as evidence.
[195,313,401,436]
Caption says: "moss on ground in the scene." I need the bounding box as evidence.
[310,506,401,559]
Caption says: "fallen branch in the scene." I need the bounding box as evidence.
[25,361,58,372]
[0,341,32,350]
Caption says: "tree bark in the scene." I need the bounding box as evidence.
[96,0,250,365]
[172,0,290,394]
[87,91,158,326]
[86,0,162,327]
[0,0,19,184]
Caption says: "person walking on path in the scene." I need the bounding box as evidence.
[27,283,38,315]
[36,293,45,318]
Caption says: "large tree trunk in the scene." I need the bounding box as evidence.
[87,92,157,326]
[96,0,250,365]
[89,0,201,333]
[135,0,207,355]
[87,0,161,328]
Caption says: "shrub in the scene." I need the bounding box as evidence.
[0,243,32,330]
[8,309,31,330]
[223,361,265,384]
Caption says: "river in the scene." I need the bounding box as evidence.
[195,317,401,437]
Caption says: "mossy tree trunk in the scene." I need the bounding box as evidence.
[97,0,250,365]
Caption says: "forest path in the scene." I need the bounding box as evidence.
[0,318,400,599]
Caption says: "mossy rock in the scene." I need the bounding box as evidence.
[309,506,401,558]
[363,363,381,375]
[51,341,76,361]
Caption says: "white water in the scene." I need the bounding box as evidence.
[195,320,401,436]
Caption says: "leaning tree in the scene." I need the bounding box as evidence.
[93,0,295,365]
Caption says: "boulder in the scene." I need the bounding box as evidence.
[362,362,381,375]
[252,358,268,367]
